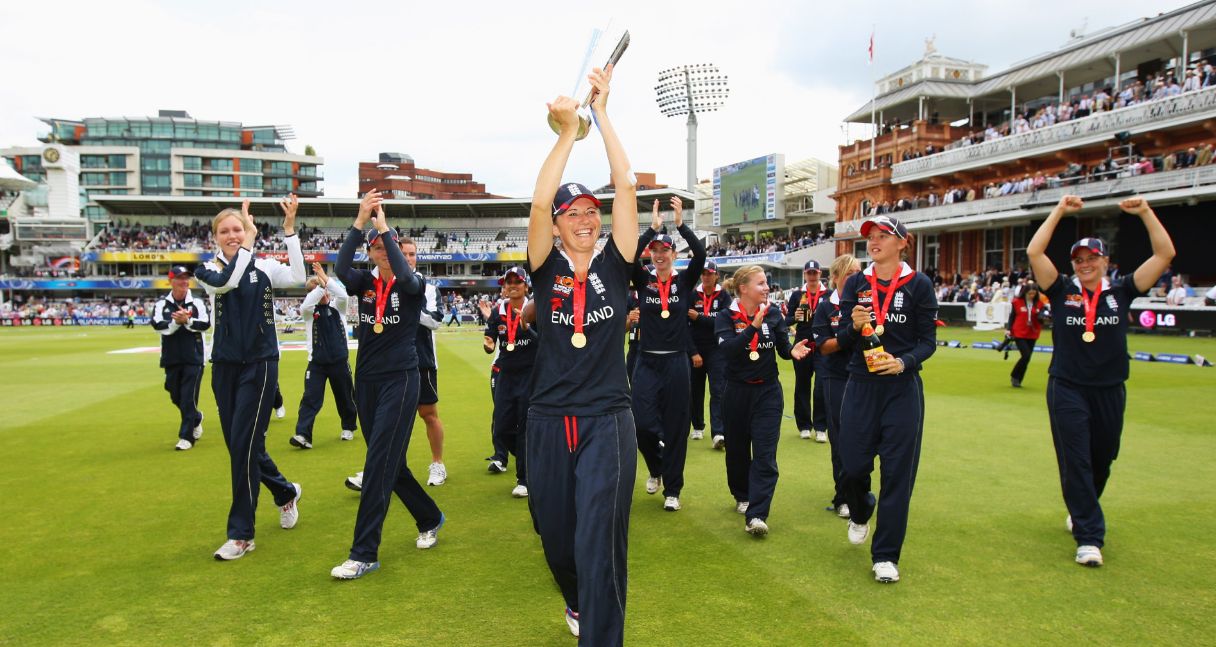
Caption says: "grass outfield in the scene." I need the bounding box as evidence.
[717,159,769,226]
[1,325,1213,646]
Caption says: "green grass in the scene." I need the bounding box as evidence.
[1,325,1214,646]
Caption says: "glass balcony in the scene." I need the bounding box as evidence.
[891,86,1216,183]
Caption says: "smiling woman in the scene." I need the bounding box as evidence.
[1026,195,1175,569]
[523,63,639,645]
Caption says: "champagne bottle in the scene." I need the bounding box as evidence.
[861,322,886,373]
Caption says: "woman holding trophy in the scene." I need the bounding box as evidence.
[526,60,639,645]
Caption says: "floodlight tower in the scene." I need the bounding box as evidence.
[655,64,730,193]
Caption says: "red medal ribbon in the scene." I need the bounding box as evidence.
[572,277,587,336]
[702,289,720,318]
[734,304,762,355]
[374,275,396,327]
[804,283,822,313]
[1080,285,1103,337]
[504,301,520,346]
[866,269,915,329]
[655,273,673,316]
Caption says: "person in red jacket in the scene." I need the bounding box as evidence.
[1006,282,1049,388]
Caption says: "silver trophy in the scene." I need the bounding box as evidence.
[547,28,630,141]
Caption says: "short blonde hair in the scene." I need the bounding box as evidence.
[211,208,245,236]
[829,254,859,289]
[722,265,766,296]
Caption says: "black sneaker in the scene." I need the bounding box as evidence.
[486,459,507,474]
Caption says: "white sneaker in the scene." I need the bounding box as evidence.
[416,514,445,549]
[815,430,828,443]
[736,501,749,515]
[746,518,769,536]
[175,438,193,451]
[345,471,363,492]
[691,429,704,440]
[331,559,379,579]
[645,476,662,495]
[1066,515,1074,532]
[275,406,286,419]
[873,561,900,582]
[340,429,355,441]
[712,435,726,450]
[836,504,851,519]
[214,539,254,560]
[193,413,204,440]
[427,462,447,486]
[848,521,870,545]
[289,434,312,449]
[279,483,302,529]
[564,607,580,637]
[1075,545,1103,567]
[511,484,529,498]
[663,496,681,511]
[799,429,812,440]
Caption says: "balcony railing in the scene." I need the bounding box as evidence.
[841,165,1216,235]
[890,86,1216,183]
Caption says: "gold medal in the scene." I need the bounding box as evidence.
[506,343,516,351]
[1082,331,1096,343]
[748,350,760,361]
[571,332,587,348]
[661,310,670,319]
[373,322,384,334]
[874,324,885,336]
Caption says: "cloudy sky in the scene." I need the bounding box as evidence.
[0,0,1191,198]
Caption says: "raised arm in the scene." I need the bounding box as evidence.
[300,283,325,318]
[1027,195,1083,290]
[1120,198,1176,293]
[528,98,579,270]
[276,194,305,286]
[674,197,705,281]
[590,65,638,262]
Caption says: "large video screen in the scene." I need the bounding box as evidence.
[713,154,783,226]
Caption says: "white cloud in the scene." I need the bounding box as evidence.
[0,0,1193,198]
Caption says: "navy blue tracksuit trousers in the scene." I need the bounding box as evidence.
[689,348,725,438]
[211,361,297,541]
[165,363,203,442]
[488,367,509,465]
[723,381,783,522]
[349,373,443,563]
[631,352,690,497]
[1046,377,1125,548]
[838,375,925,565]
[492,368,531,486]
[295,360,358,441]
[821,377,864,509]
[792,355,827,433]
[528,409,636,647]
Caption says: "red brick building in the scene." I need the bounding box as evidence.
[358,152,503,199]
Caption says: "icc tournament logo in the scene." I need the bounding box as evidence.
[858,289,873,304]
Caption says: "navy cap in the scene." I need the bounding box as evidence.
[168,265,190,279]
[702,260,719,273]
[498,266,530,286]
[649,234,674,249]
[803,261,822,272]
[1070,237,1108,258]
[552,183,602,217]
[860,215,908,239]
[365,228,398,248]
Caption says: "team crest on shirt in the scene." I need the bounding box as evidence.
[761,323,770,336]
[552,275,575,295]
[391,292,399,310]
[1064,294,1084,309]
[589,272,606,295]
[893,291,904,310]
[1105,295,1118,311]
[857,289,873,304]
